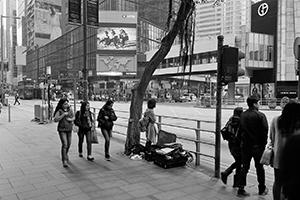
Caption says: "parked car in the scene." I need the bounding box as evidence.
[180,93,197,102]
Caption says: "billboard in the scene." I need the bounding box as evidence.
[98,11,137,55]
[97,27,136,51]
[251,0,278,35]
[15,46,26,66]
[96,55,137,73]
[34,0,62,45]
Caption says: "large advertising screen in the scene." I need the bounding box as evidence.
[34,0,62,45]
[96,55,137,73]
[97,27,136,51]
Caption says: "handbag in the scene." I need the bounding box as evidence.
[260,147,274,166]
[72,125,79,133]
[90,126,99,144]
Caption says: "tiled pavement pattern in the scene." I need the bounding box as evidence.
[0,104,273,200]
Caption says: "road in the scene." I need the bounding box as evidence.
[4,97,280,189]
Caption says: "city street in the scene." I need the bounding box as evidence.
[3,97,281,190]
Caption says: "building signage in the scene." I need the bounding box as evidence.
[257,3,269,17]
[68,0,81,24]
[96,55,137,73]
[251,0,278,35]
[87,0,99,26]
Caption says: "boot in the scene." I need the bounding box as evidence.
[233,174,239,188]
[221,167,233,185]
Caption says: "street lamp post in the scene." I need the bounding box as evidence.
[1,15,20,104]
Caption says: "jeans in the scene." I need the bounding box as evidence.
[228,142,242,176]
[78,130,92,156]
[58,131,72,162]
[273,168,284,200]
[238,144,266,191]
[101,128,112,155]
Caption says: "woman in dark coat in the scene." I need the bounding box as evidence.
[97,99,117,161]
[74,101,94,161]
[53,98,74,167]
[221,107,243,187]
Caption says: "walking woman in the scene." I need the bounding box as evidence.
[74,101,94,161]
[221,107,243,187]
[97,99,117,161]
[53,98,74,167]
[267,101,300,200]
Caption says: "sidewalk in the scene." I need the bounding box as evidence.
[0,105,273,200]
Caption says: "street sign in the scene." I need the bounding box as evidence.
[294,37,300,60]
[87,0,99,27]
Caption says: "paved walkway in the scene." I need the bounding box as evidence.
[0,104,273,200]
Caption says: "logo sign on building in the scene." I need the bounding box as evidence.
[251,0,278,35]
[87,0,99,26]
[68,0,81,24]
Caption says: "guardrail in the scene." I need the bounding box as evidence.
[90,106,217,169]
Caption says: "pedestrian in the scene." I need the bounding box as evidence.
[280,96,289,109]
[144,99,157,153]
[14,92,20,105]
[221,107,243,187]
[53,98,74,167]
[74,101,94,161]
[237,95,269,197]
[97,99,117,161]
[268,102,300,200]
[281,129,300,200]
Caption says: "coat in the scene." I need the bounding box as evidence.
[144,108,157,143]
[97,107,117,130]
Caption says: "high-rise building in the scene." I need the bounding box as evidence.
[195,0,251,40]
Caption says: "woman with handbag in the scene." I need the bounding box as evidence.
[53,98,74,168]
[97,99,117,161]
[74,101,94,161]
[267,101,300,200]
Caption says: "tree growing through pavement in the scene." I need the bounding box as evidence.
[124,0,224,154]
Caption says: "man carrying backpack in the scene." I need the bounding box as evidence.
[221,107,243,187]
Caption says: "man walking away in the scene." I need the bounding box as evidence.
[14,93,20,105]
[237,96,269,197]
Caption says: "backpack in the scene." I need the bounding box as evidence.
[221,119,239,141]
[137,115,149,132]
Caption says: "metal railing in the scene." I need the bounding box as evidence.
[90,106,217,169]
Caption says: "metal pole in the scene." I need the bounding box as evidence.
[1,16,3,105]
[8,103,11,122]
[215,35,224,178]
[73,79,76,112]
[82,0,88,101]
[47,78,51,121]
[298,45,300,101]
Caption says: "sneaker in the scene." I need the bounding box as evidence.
[62,161,68,168]
[221,172,227,185]
[237,188,250,197]
[259,187,268,196]
[79,153,83,158]
[105,154,111,161]
[87,156,94,161]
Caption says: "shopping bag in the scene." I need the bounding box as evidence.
[72,125,79,133]
[260,147,274,166]
[90,127,99,144]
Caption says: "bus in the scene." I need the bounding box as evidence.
[18,80,34,99]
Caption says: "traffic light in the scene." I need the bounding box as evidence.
[220,46,245,85]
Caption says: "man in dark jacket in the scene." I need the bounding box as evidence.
[237,96,269,197]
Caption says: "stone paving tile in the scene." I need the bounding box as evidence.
[155,182,186,192]
[0,185,35,197]
[127,187,162,198]
[119,182,153,192]
[16,186,59,200]
[61,187,85,197]
[89,187,125,199]
[60,193,92,200]
[1,194,19,200]
[153,190,188,200]
[96,179,128,189]
[21,191,65,200]
[32,177,71,189]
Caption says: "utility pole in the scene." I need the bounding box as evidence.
[1,15,4,104]
[215,35,224,178]
[82,0,88,102]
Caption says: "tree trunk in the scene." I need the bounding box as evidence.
[124,0,195,154]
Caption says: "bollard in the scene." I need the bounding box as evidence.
[8,104,11,122]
